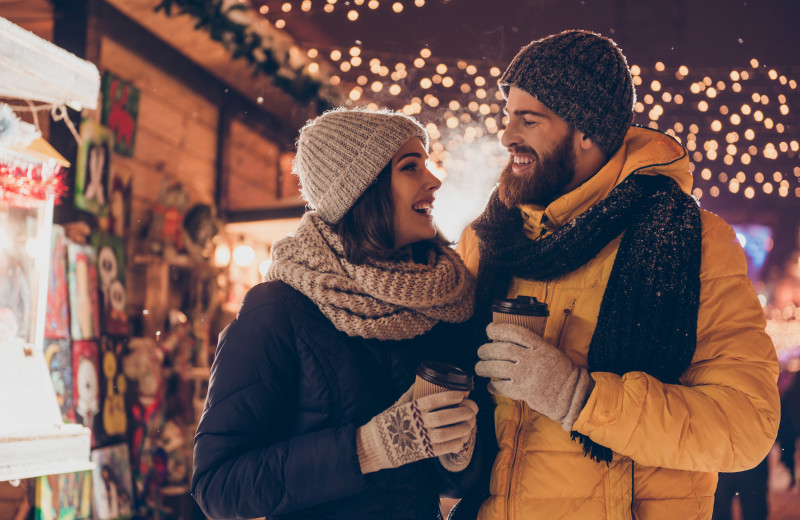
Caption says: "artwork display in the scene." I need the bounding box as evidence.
[74,120,114,217]
[97,335,128,445]
[67,243,100,340]
[33,470,92,520]
[43,338,74,423]
[45,224,70,339]
[91,232,127,335]
[106,168,132,238]
[100,72,139,157]
[91,443,134,520]
[147,179,189,255]
[72,339,100,432]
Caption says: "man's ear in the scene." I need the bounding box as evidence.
[579,133,596,151]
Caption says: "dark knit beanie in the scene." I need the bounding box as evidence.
[499,30,635,157]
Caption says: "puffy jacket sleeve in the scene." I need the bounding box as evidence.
[191,283,367,519]
[573,211,780,472]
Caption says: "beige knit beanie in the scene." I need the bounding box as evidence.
[293,107,429,224]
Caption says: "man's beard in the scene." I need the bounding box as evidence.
[498,132,577,208]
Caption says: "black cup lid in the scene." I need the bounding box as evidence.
[416,360,473,391]
[491,296,549,316]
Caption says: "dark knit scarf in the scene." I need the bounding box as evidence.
[472,174,702,464]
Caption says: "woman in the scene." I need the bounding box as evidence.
[191,108,480,519]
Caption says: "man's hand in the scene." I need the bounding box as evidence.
[475,322,594,431]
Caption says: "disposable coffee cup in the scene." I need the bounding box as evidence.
[412,360,474,401]
[491,296,549,336]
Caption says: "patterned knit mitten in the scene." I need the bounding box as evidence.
[357,390,477,474]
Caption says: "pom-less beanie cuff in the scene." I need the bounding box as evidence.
[293,108,429,224]
[499,30,635,157]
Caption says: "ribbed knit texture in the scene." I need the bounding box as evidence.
[266,213,475,340]
[293,107,429,224]
[499,30,635,157]
[471,174,702,463]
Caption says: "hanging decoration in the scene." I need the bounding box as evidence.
[154,0,339,111]
[0,102,66,206]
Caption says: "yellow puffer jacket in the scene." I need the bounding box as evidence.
[456,126,780,520]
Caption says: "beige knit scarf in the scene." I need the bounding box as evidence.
[266,213,475,340]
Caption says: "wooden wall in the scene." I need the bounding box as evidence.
[98,37,219,241]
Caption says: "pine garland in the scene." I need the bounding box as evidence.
[155,0,337,111]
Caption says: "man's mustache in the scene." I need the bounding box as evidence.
[507,145,539,161]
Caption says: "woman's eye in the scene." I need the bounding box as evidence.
[402,162,417,171]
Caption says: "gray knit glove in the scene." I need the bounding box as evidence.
[475,322,595,431]
[356,389,478,474]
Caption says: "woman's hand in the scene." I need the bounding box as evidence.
[356,390,478,474]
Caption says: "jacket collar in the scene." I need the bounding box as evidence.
[518,126,691,235]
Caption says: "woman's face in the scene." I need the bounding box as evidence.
[390,137,441,249]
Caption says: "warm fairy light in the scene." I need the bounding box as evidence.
[773,171,783,182]
[764,182,774,194]
[389,84,401,95]
[490,67,502,77]
[330,75,340,85]
[356,75,368,85]
[643,94,654,104]
[674,94,684,104]
[698,101,709,112]
[415,0,425,5]
[275,19,286,28]
[368,0,379,8]
[655,61,665,72]
[371,81,383,92]
[729,179,739,193]
[633,76,642,86]
[703,76,712,86]
[730,114,741,125]
[350,56,362,66]
[744,186,755,199]
[259,5,269,14]
[679,65,689,76]
[420,78,432,89]
[780,104,790,115]
[651,80,661,91]
[460,83,471,93]
[690,83,701,94]
[414,58,425,68]
[466,64,477,75]
[730,71,740,81]
[350,46,361,57]
[349,87,362,100]
[348,10,359,20]
[302,0,312,11]
[750,58,759,68]
[693,187,703,199]
[634,102,645,113]
[475,76,486,86]
[323,3,334,12]
[420,48,432,58]
[740,71,750,80]
[307,48,318,58]
[701,168,712,180]
[706,87,718,98]
[711,120,722,132]
[340,62,351,71]
[392,2,403,12]
[631,65,641,76]
[710,186,720,197]
[436,63,447,74]
[432,74,442,84]
[449,100,460,110]
[308,62,319,73]
[662,92,672,103]
[442,76,454,88]
[330,49,342,61]
[476,88,487,99]
[282,2,292,12]
[745,129,755,140]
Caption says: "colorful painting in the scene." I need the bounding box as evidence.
[91,443,134,520]
[45,224,71,339]
[43,338,74,423]
[67,243,100,340]
[74,119,113,217]
[101,71,139,157]
[147,179,189,255]
[72,339,99,434]
[91,233,127,335]
[106,167,132,238]
[34,470,92,520]
[97,335,128,445]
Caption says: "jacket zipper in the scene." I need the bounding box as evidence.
[506,401,526,519]
[555,299,577,350]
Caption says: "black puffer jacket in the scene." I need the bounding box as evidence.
[191,280,483,520]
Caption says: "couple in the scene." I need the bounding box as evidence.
[191,30,780,520]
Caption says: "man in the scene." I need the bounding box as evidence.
[457,30,780,519]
